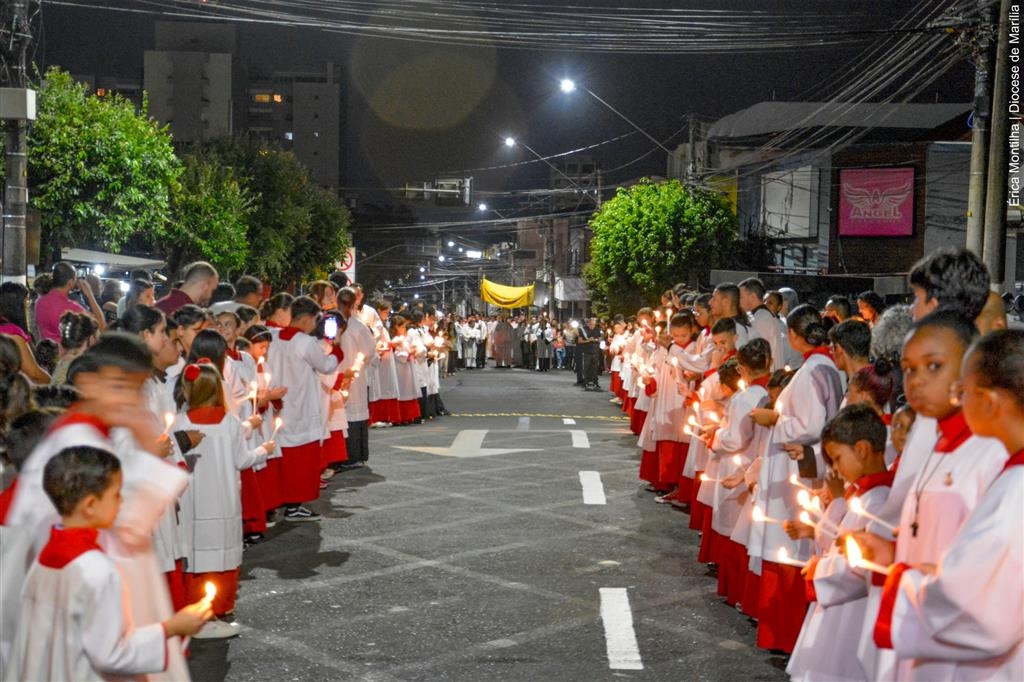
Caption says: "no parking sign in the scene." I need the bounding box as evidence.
[337,247,356,283]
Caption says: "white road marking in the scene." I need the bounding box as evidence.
[517,416,530,430]
[394,430,540,458]
[578,471,607,505]
[599,587,644,670]
[570,429,590,448]
[562,417,576,425]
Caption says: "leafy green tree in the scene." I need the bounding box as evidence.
[584,179,737,312]
[282,184,352,284]
[160,151,255,276]
[21,68,181,259]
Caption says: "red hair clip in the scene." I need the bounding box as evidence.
[196,357,213,366]
[183,364,202,382]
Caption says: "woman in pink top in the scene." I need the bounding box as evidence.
[0,282,49,384]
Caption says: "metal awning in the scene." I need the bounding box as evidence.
[60,248,166,271]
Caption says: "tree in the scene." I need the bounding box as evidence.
[160,150,255,277]
[20,68,181,259]
[281,184,352,284]
[583,179,737,312]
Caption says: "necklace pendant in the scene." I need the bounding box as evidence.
[945,472,954,487]
[911,521,919,537]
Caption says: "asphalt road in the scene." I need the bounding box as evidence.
[189,365,788,682]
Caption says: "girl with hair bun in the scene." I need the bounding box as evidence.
[746,304,845,653]
[51,312,99,385]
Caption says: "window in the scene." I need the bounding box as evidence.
[253,93,271,103]
[273,94,283,103]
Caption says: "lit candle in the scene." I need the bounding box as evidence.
[752,505,782,524]
[784,365,793,372]
[776,547,808,568]
[788,473,814,492]
[653,310,662,321]
[161,412,174,437]
[737,379,747,391]
[799,510,839,535]
[683,425,695,437]
[250,380,259,414]
[732,455,743,467]
[849,497,899,533]
[796,488,813,510]
[845,536,890,575]
[705,410,720,424]
[699,473,718,484]
[203,581,217,607]
[271,417,283,439]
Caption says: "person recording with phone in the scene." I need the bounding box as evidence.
[35,262,106,343]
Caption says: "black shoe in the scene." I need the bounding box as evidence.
[283,506,321,522]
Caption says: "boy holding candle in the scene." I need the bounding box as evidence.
[787,403,894,682]
[4,446,210,681]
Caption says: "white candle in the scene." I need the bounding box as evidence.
[161,412,174,437]
[732,455,743,467]
[250,380,259,414]
[752,505,782,524]
[776,547,808,568]
[699,473,718,484]
[845,536,890,575]
[271,417,283,439]
[788,473,814,492]
[799,510,839,535]
[849,497,899,533]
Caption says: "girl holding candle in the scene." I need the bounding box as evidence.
[746,304,845,653]
[863,329,1022,681]
[242,325,288,525]
[390,314,422,425]
[174,363,275,637]
[787,403,894,682]
[850,311,1008,680]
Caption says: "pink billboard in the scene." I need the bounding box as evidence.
[839,168,915,237]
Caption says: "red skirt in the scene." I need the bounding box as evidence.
[398,398,421,424]
[756,560,811,653]
[368,400,385,424]
[381,398,402,424]
[321,429,349,468]
[717,539,748,605]
[165,559,187,611]
[624,395,634,416]
[256,458,283,512]
[279,441,322,504]
[656,440,685,488]
[630,408,647,436]
[677,474,693,505]
[240,468,267,534]
[742,567,762,619]
[610,371,622,395]
[639,449,659,485]
[184,568,240,618]
[698,522,719,565]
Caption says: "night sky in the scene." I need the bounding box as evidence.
[38,2,974,206]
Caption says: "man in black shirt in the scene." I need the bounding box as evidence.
[577,316,603,389]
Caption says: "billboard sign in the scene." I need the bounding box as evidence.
[839,168,914,237]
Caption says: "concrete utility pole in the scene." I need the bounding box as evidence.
[981,0,1013,285]
[1,0,35,284]
[964,2,996,255]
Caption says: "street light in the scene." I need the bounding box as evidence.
[419,266,426,273]
[503,137,515,148]
[438,255,446,262]
[477,202,488,211]
[447,240,455,247]
[559,78,671,153]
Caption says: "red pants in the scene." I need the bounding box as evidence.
[279,441,322,504]
[610,371,622,395]
[688,477,707,530]
[639,449,659,485]
[717,539,748,606]
[630,409,647,436]
[398,399,421,424]
[381,398,402,424]
[742,568,762,619]
[240,468,267,534]
[165,559,187,611]
[321,429,349,468]
[697,517,717,564]
[184,568,240,618]
[656,440,685,489]
[256,458,283,512]
[756,560,810,652]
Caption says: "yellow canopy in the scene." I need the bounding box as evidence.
[480,278,535,309]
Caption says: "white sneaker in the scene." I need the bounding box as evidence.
[193,620,241,640]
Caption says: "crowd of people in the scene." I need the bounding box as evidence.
[598,248,1020,680]
[0,260,460,679]
[0,246,1020,681]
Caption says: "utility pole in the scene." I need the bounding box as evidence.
[981,0,1013,285]
[1,0,36,284]
[546,218,556,319]
[963,2,997,256]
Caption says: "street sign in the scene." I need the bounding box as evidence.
[337,246,356,282]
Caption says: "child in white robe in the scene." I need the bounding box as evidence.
[4,333,190,682]
[853,313,1009,681]
[867,329,1022,682]
[787,404,895,682]
[4,446,209,682]
[174,363,273,637]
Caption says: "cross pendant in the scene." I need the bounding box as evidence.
[911,521,919,537]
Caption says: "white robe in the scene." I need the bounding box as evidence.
[264,329,342,447]
[4,420,189,682]
[709,385,769,537]
[748,307,788,372]
[175,410,268,573]
[341,316,376,423]
[5,547,168,682]
[883,461,1022,682]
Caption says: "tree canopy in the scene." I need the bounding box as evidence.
[24,68,181,259]
[583,179,738,312]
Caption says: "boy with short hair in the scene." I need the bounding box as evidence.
[4,446,210,681]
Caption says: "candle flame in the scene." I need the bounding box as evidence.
[699,473,713,483]
[687,415,699,427]
[845,536,865,568]
[204,581,216,602]
[163,412,174,429]
[752,505,766,523]
[777,547,792,563]
[797,489,812,509]
[683,426,695,437]
[737,379,747,391]
[811,496,823,513]
[799,510,815,527]
[732,455,742,466]
[849,497,866,515]
[670,357,679,367]
[784,365,793,372]
[264,373,271,384]
[250,380,258,390]
[274,417,283,430]
[706,412,720,424]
